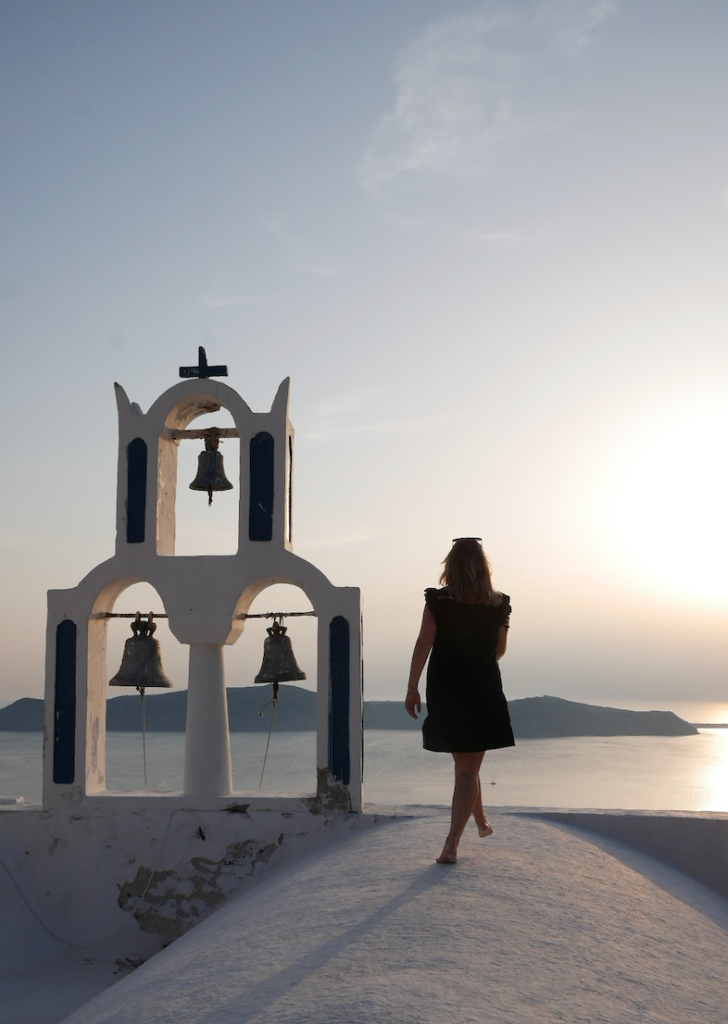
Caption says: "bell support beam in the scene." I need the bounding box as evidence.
[183,643,233,797]
[162,428,239,440]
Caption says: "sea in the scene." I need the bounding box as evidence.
[3,696,728,811]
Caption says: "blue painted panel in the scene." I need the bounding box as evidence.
[53,619,77,785]
[126,437,147,544]
[249,432,274,541]
[329,616,350,785]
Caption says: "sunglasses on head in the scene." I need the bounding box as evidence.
[452,537,482,545]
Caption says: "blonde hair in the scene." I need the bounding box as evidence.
[439,538,502,605]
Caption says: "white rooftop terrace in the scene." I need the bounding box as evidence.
[3,806,728,1024]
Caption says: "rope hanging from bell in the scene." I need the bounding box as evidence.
[258,681,279,791]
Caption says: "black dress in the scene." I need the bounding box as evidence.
[422,587,515,753]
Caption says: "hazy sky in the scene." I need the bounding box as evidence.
[1,0,727,708]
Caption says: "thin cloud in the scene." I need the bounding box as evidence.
[199,294,278,309]
[299,530,374,551]
[267,217,342,278]
[302,388,461,442]
[300,413,462,443]
[534,0,617,55]
[358,0,616,193]
[388,213,526,248]
[312,387,381,420]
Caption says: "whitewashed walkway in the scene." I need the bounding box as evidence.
[54,808,728,1024]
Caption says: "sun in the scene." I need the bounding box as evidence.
[602,407,728,603]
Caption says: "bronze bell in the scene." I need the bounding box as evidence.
[189,431,233,506]
[109,614,173,689]
[254,620,307,684]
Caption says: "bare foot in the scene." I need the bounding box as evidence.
[476,818,494,838]
[436,839,458,864]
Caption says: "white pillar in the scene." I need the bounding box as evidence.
[183,643,232,797]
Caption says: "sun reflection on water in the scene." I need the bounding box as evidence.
[695,729,728,812]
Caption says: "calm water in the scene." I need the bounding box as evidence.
[3,726,728,811]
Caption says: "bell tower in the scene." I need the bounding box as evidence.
[43,351,363,813]
[115,347,295,558]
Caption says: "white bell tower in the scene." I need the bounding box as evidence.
[43,350,363,812]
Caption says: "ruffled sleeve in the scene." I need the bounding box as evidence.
[424,588,442,617]
[498,594,511,625]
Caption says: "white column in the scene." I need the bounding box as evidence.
[183,643,232,797]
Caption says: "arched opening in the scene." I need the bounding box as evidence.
[225,583,317,796]
[104,581,186,794]
[174,408,240,556]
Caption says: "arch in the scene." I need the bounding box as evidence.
[230,553,341,624]
[227,571,361,806]
[227,581,317,796]
[175,408,240,556]
[154,382,253,433]
[89,576,182,795]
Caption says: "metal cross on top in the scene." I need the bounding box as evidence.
[179,346,228,380]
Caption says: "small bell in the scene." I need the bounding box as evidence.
[189,431,233,506]
[254,620,307,684]
[110,614,173,689]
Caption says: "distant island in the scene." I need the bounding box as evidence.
[0,689,698,738]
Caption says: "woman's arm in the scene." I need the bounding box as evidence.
[496,612,510,660]
[405,606,436,719]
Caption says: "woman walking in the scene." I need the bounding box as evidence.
[405,538,513,864]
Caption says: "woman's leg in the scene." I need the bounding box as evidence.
[472,774,494,838]
[450,755,493,836]
[437,751,485,863]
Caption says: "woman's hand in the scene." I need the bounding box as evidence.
[404,607,435,719]
[405,688,421,719]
